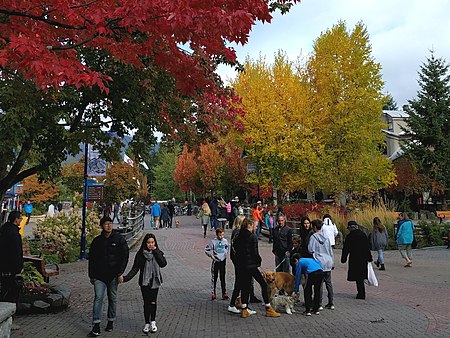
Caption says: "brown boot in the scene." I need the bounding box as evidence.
[241,308,250,318]
[265,305,280,317]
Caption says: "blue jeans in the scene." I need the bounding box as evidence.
[256,221,262,238]
[376,249,385,264]
[210,216,217,230]
[92,279,118,324]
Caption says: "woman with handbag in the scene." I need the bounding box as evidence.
[396,212,414,267]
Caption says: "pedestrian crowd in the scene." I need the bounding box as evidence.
[0,199,423,337]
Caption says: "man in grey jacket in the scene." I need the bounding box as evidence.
[308,219,335,310]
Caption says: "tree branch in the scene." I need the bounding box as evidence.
[13,167,38,185]
[47,32,99,50]
[0,9,87,30]
[69,0,99,10]
[0,137,33,193]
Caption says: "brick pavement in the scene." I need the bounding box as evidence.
[11,215,450,338]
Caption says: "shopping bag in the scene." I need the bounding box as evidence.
[366,262,378,287]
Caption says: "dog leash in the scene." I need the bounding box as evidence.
[274,257,287,271]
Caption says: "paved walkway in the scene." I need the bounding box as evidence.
[11,215,450,337]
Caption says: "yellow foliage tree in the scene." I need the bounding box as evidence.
[231,22,396,202]
[231,52,319,191]
[306,21,396,199]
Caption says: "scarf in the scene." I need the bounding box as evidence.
[142,250,161,288]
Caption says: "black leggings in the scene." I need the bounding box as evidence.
[140,286,159,323]
[241,267,269,306]
[211,260,226,294]
[230,264,257,307]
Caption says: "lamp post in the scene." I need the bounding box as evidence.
[79,142,88,260]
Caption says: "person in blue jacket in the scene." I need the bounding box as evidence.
[24,200,33,225]
[151,202,161,230]
[396,212,414,267]
[292,253,324,316]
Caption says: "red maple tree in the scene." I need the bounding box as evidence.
[0,1,296,93]
[174,145,199,193]
[23,174,60,203]
[197,142,224,193]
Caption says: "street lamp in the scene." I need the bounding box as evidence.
[79,142,88,260]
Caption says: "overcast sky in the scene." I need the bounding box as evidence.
[218,0,450,108]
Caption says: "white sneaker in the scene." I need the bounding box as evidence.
[248,308,257,315]
[143,323,150,333]
[228,306,241,314]
[151,321,157,333]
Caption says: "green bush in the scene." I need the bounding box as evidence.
[417,221,450,247]
[21,262,45,287]
[33,209,100,263]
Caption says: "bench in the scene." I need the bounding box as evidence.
[436,211,450,219]
[23,256,59,283]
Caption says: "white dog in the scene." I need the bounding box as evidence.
[270,294,296,315]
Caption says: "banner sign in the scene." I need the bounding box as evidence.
[88,145,107,176]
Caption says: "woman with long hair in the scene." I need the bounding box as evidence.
[300,216,313,258]
[371,217,389,270]
[119,233,167,333]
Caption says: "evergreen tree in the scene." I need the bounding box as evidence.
[403,52,450,190]
[383,93,399,110]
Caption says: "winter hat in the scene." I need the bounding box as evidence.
[347,220,359,229]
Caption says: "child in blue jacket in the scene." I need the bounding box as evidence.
[292,253,323,316]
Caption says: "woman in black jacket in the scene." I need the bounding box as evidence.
[120,233,167,334]
[234,219,280,318]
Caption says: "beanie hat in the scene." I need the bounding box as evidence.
[347,220,359,229]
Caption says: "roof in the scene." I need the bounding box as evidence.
[383,110,409,118]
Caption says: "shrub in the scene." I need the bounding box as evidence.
[280,202,398,240]
[33,208,100,263]
[21,262,45,287]
[417,221,450,247]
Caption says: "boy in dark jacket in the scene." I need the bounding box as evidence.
[88,216,129,336]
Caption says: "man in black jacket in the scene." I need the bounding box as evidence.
[88,216,129,336]
[272,214,293,272]
[0,211,24,303]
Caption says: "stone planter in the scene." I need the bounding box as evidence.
[0,302,15,338]
[16,285,70,315]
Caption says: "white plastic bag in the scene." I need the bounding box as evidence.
[366,262,378,287]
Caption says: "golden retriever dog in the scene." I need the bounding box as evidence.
[264,271,295,300]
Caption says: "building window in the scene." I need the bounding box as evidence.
[387,116,393,131]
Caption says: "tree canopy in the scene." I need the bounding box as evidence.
[0,1,299,200]
[152,146,184,201]
[0,0,297,92]
[231,22,395,201]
